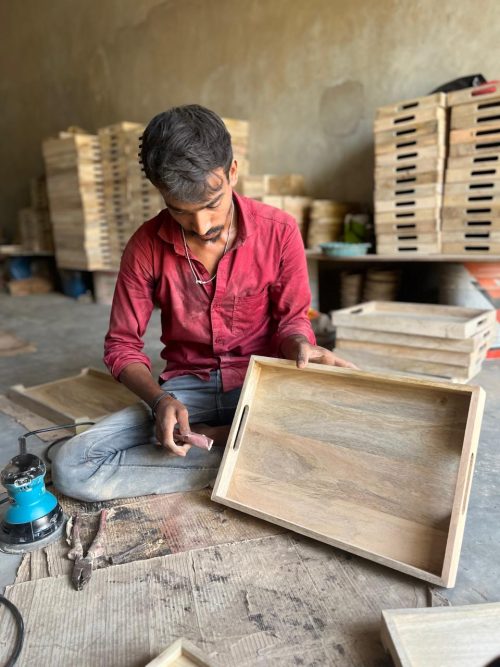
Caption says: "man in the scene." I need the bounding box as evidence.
[52,105,353,502]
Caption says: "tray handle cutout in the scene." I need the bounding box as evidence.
[475,317,488,328]
[462,452,475,514]
[233,404,249,451]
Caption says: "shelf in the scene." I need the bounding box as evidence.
[306,251,500,263]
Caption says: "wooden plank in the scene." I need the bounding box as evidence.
[374,219,439,234]
[450,125,500,146]
[442,205,500,221]
[7,368,138,424]
[449,140,500,158]
[447,82,500,107]
[375,144,445,167]
[442,230,500,243]
[375,157,445,181]
[375,183,443,200]
[441,218,500,232]
[375,94,446,123]
[451,97,500,130]
[331,301,496,339]
[335,338,484,370]
[376,231,440,244]
[376,170,444,190]
[375,118,444,147]
[375,208,440,225]
[375,131,445,157]
[334,325,494,353]
[212,356,485,587]
[445,180,500,195]
[376,241,441,256]
[381,602,500,667]
[447,152,500,170]
[446,163,500,183]
[146,638,214,666]
[442,241,500,255]
[375,195,442,213]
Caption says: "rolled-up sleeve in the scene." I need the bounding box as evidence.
[270,219,316,352]
[103,239,156,380]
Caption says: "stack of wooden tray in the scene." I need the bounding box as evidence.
[332,301,496,383]
[260,195,311,241]
[444,83,500,256]
[235,173,305,198]
[42,132,111,270]
[223,117,250,176]
[99,122,145,266]
[307,200,351,249]
[374,93,447,255]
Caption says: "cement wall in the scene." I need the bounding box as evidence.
[1,0,499,239]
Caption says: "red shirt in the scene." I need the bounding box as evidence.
[104,192,316,391]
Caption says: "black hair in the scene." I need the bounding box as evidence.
[140,104,233,203]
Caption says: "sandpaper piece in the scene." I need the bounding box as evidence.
[16,488,286,583]
[0,330,35,357]
[1,534,428,666]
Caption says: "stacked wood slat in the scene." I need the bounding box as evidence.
[307,200,351,249]
[18,176,54,252]
[223,118,250,176]
[443,83,500,255]
[374,93,447,255]
[332,300,496,383]
[236,173,305,198]
[42,132,111,270]
[99,122,163,267]
[261,195,311,241]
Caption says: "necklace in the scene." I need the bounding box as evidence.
[180,201,234,285]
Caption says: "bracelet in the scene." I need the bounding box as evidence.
[150,391,177,419]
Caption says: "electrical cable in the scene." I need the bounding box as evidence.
[0,595,24,666]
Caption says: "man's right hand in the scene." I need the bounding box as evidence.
[154,394,192,457]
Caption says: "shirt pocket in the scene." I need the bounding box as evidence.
[232,289,270,335]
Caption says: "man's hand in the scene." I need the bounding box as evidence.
[281,334,358,370]
[154,395,192,457]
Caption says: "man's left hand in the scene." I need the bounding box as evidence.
[281,334,358,370]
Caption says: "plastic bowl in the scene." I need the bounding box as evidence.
[319,242,371,257]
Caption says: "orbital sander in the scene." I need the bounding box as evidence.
[0,427,66,554]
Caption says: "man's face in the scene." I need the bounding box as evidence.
[160,161,238,243]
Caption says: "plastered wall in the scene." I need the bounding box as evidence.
[1,0,499,238]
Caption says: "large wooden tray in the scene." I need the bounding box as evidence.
[381,602,500,667]
[331,301,496,339]
[212,357,485,587]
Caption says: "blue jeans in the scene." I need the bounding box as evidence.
[51,371,241,502]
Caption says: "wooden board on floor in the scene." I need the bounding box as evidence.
[7,367,138,424]
[0,330,35,357]
[381,602,500,667]
[212,356,485,587]
[0,532,429,666]
[331,301,496,339]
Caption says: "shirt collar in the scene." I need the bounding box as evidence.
[156,191,255,254]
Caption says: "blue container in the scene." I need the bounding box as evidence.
[319,242,371,257]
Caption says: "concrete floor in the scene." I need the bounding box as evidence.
[1,292,500,607]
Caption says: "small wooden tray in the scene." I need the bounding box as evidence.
[381,602,500,667]
[331,301,495,339]
[212,357,485,587]
[7,368,138,424]
[145,638,213,666]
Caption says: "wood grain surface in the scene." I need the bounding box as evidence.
[212,358,485,586]
[381,602,500,667]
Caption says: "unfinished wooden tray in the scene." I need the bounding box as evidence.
[8,368,138,424]
[331,301,496,339]
[381,602,500,667]
[212,357,485,587]
[146,638,213,666]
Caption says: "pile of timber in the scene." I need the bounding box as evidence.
[18,177,54,253]
[42,131,111,270]
[332,300,496,383]
[223,117,250,176]
[374,93,447,255]
[236,173,310,240]
[99,122,163,265]
[307,200,352,249]
[443,83,500,256]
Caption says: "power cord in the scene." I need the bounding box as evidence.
[0,595,24,666]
